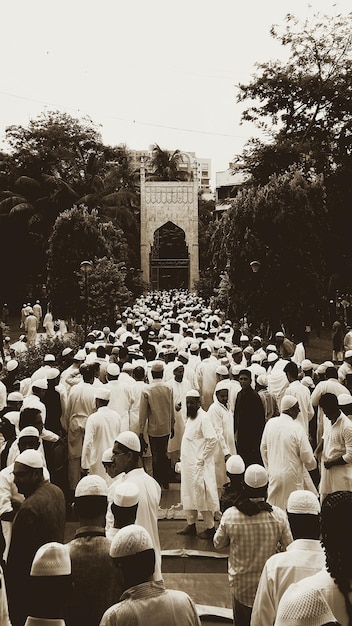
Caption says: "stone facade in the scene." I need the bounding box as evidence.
[140,161,199,290]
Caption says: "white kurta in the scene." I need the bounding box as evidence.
[81,406,121,480]
[106,379,131,431]
[285,381,314,434]
[166,378,192,454]
[207,399,236,488]
[320,412,352,499]
[195,358,218,410]
[261,413,317,510]
[180,408,219,512]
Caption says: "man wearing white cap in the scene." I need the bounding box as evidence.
[105,362,131,431]
[207,381,236,489]
[6,449,65,626]
[22,378,48,424]
[284,361,314,435]
[65,475,122,626]
[109,431,162,581]
[319,393,352,502]
[100,524,201,626]
[30,354,57,384]
[24,308,38,347]
[166,361,192,470]
[139,361,175,490]
[214,464,292,626]
[81,387,121,481]
[60,350,85,393]
[261,395,317,510]
[337,349,352,391]
[26,541,72,625]
[311,366,349,453]
[251,490,325,626]
[274,585,339,626]
[178,390,219,539]
[220,455,245,513]
[195,345,218,411]
[107,480,139,541]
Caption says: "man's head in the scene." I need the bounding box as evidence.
[32,378,48,399]
[80,362,96,384]
[46,368,60,388]
[133,365,146,382]
[94,386,111,409]
[6,391,23,411]
[19,407,44,435]
[18,426,40,453]
[275,585,339,626]
[281,395,300,420]
[74,475,108,523]
[284,361,299,383]
[338,393,352,417]
[215,381,229,407]
[112,431,141,475]
[252,336,262,351]
[110,524,155,591]
[319,393,340,422]
[287,490,321,540]
[239,369,251,390]
[173,362,184,383]
[150,361,164,379]
[186,390,201,419]
[275,331,285,345]
[243,464,268,499]
[232,347,243,364]
[0,414,16,441]
[226,454,245,488]
[29,542,72,619]
[111,481,139,529]
[14,449,44,497]
[321,491,352,600]
[344,350,352,365]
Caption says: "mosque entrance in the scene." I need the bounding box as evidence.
[150,222,189,290]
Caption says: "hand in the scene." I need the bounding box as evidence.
[324,460,332,470]
[224,454,231,462]
[11,496,23,511]
[139,434,148,454]
[170,428,175,439]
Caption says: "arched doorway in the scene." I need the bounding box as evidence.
[150,222,189,290]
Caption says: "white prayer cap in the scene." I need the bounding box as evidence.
[253,336,262,342]
[231,364,242,376]
[345,350,352,359]
[287,490,321,515]
[62,347,73,357]
[7,359,18,372]
[244,346,254,355]
[185,389,200,398]
[15,449,43,468]
[32,378,48,390]
[107,363,120,376]
[113,481,139,507]
[315,364,326,375]
[338,393,352,406]
[110,524,153,559]
[323,360,335,368]
[102,448,113,463]
[232,346,242,355]
[73,350,86,361]
[115,431,141,453]
[268,353,279,363]
[240,335,249,341]
[172,360,184,371]
[75,475,108,498]
[266,344,277,352]
[178,351,189,362]
[275,586,336,626]
[226,455,245,475]
[94,387,111,401]
[190,343,199,351]
[18,426,40,439]
[7,391,23,402]
[46,368,60,380]
[244,464,268,489]
[301,376,315,389]
[151,361,164,372]
[122,362,133,373]
[44,354,55,363]
[2,411,19,427]
[281,395,299,411]
[251,354,261,363]
[257,374,268,387]
[4,336,10,342]
[215,380,230,393]
[31,542,71,577]
[275,332,284,338]
[301,359,313,371]
[216,365,229,376]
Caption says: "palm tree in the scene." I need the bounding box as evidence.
[148,144,192,181]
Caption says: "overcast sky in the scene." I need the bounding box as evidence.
[0,0,347,188]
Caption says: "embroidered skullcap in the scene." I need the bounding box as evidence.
[75,475,108,498]
[113,481,139,507]
[226,455,245,475]
[16,449,43,468]
[107,363,120,376]
[244,464,268,489]
[94,387,111,401]
[275,585,337,626]
[151,361,164,372]
[115,431,141,453]
[102,447,113,463]
[32,378,48,390]
[62,347,73,357]
[186,389,200,398]
[216,365,229,376]
[7,391,23,402]
[44,354,55,363]
[240,335,249,342]
[18,426,40,439]
[268,353,279,363]
[7,360,18,372]
[301,359,313,371]
[46,368,60,380]
[30,542,71,577]
[287,490,321,515]
[110,524,153,558]
[338,393,352,406]
[281,395,299,411]
[257,374,268,387]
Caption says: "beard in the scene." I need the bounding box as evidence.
[186,406,198,419]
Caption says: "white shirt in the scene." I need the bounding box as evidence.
[81,406,121,480]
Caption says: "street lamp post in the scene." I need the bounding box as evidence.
[80,260,93,341]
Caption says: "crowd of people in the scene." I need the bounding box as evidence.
[0,289,352,625]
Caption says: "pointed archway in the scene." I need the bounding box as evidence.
[150,222,189,290]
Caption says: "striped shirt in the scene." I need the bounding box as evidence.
[214,503,293,607]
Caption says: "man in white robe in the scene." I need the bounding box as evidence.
[195,346,218,411]
[260,395,317,510]
[207,381,236,489]
[81,387,121,482]
[178,390,219,539]
[319,392,352,501]
[284,361,314,435]
[166,361,192,466]
[105,363,131,432]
